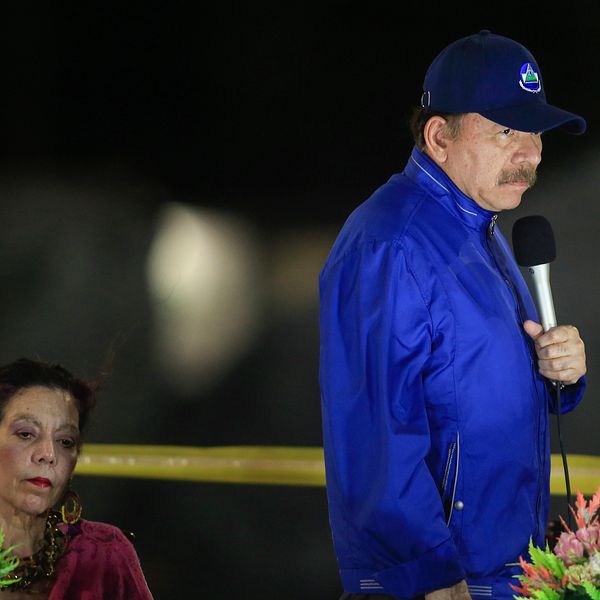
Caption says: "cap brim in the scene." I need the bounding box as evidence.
[480,102,587,135]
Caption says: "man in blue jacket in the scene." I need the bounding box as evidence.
[319,31,587,600]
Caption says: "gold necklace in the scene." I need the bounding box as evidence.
[1,512,68,592]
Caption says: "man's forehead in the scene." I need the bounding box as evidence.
[470,113,534,134]
[469,114,503,129]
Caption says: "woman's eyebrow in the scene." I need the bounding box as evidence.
[11,414,42,427]
[11,415,79,432]
[57,424,80,434]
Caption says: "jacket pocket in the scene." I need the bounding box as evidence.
[441,433,460,525]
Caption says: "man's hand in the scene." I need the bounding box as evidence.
[523,320,586,385]
[425,580,471,600]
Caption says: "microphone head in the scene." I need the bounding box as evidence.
[512,215,556,267]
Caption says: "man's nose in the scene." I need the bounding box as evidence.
[514,132,542,166]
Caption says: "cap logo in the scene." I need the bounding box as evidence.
[519,63,541,93]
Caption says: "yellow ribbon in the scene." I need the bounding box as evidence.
[76,445,600,495]
[76,445,326,487]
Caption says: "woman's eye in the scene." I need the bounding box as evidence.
[59,438,76,449]
[16,431,34,440]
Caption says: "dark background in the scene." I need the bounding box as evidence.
[0,3,598,598]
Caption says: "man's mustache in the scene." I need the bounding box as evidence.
[497,166,538,187]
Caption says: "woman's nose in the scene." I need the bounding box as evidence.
[33,439,56,465]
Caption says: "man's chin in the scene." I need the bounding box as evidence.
[505,194,525,210]
[494,185,530,211]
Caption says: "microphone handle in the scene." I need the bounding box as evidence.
[528,263,557,332]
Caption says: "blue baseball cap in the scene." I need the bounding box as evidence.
[420,30,586,134]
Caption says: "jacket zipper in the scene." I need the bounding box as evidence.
[486,216,542,540]
[487,216,527,324]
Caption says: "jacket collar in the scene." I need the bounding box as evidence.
[403,146,497,231]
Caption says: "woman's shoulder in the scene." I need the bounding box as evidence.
[71,519,134,547]
[54,519,154,599]
[62,519,143,573]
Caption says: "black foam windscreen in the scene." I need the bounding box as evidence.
[512,215,556,267]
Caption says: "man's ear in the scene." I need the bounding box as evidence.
[423,116,451,164]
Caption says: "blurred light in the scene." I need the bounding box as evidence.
[146,203,262,395]
[268,229,337,314]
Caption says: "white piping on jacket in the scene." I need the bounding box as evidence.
[410,156,478,216]
[446,431,460,526]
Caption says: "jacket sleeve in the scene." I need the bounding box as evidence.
[319,239,465,598]
[548,375,586,414]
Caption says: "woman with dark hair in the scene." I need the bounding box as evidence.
[0,358,153,599]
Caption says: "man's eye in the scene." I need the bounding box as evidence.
[59,438,76,449]
[17,431,34,440]
[500,128,513,136]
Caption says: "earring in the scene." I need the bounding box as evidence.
[60,489,83,525]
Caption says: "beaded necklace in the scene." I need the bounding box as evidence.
[1,512,68,592]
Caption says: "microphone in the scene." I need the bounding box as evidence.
[512,215,557,332]
[513,215,573,524]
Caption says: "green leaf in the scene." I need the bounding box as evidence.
[527,539,567,577]
[567,588,596,600]
[0,562,17,575]
[582,582,600,600]
[542,551,567,578]
[0,527,20,586]
[531,589,553,600]
[540,585,562,600]
[0,545,19,561]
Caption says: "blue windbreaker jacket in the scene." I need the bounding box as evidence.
[319,147,585,599]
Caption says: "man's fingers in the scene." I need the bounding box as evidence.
[538,357,576,373]
[539,366,580,385]
[523,319,544,340]
[536,343,571,360]
[539,354,586,378]
[424,580,471,600]
[526,323,586,384]
[533,324,580,349]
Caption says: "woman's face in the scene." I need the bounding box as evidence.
[0,386,80,517]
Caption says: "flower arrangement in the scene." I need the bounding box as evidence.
[513,488,600,599]
[0,528,20,588]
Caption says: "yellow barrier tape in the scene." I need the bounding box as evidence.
[76,445,326,487]
[550,454,600,496]
[76,445,600,494]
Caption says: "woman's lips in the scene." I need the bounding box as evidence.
[26,477,52,488]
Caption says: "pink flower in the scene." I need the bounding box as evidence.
[554,531,585,565]
[576,525,600,553]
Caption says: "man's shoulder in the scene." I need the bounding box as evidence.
[358,172,426,228]
[324,173,440,266]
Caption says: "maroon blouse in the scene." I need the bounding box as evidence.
[48,519,154,600]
